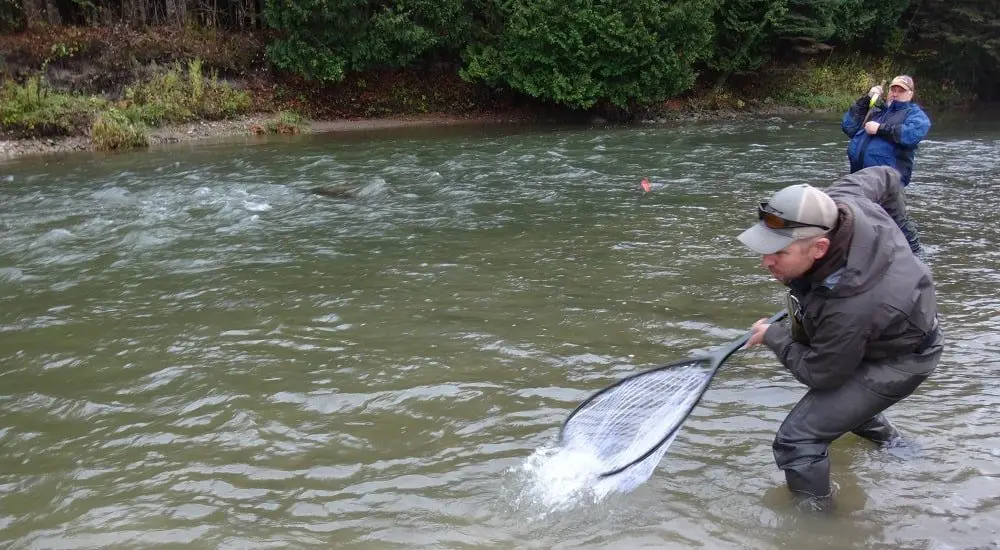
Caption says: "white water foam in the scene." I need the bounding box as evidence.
[502,446,605,521]
[506,436,674,519]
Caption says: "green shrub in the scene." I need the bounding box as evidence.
[768,57,901,109]
[91,108,149,150]
[123,59,251,125]
[266,110,305,134]
[904,78,967,108]
[0,76,104,137]
[199,72,253,119]
[250,110,305,135]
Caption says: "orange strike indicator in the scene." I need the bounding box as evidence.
[641,178,652,193]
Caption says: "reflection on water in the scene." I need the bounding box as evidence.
[1,115,999,549]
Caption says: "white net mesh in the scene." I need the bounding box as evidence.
[559,358,715,481]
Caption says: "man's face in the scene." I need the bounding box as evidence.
[760,238,829,284]
[888,85,914,103]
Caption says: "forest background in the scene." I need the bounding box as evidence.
[0,0,998,151]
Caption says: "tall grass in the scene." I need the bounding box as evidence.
[0,76,105,137]
[91,108,149,150]
[762,56,966,110]
[769,57,900,110]
[123,59,252,125]
[1,58,251,143]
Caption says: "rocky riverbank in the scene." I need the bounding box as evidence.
[0,113,513,160]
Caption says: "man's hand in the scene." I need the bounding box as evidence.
[747,318,770,347]
[864,121,880,135]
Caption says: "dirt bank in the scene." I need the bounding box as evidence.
[0,113,518,161]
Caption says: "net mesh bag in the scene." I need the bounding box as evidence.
[559,358,715,482]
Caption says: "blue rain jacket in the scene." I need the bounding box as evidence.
[841,97,931,186]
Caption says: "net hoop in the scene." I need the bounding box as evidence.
[558,310,788,478]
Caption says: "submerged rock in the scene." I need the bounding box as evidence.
[310,186,355,199]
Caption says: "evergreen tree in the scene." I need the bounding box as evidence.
[264,0,472,82]
[908,0,1000,99]
[461,0,715,109]
[707,0,788,88]
[774,0,839,53]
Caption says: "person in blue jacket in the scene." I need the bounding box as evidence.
[841,75,931,188]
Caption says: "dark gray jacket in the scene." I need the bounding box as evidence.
[763,167,938,390]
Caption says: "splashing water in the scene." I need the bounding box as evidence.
[506,435,676,518]
[515,445,609,513]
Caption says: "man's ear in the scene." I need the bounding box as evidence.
[812,237,831,259]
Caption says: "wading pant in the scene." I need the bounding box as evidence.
[893,192,925,260]
[773,329,944,498]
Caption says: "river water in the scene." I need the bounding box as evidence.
[1,113,998,549]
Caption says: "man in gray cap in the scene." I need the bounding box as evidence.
[738,165,943,509]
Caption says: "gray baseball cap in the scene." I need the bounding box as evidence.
[738,184,838,254]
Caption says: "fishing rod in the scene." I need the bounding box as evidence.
[862,79,887,124]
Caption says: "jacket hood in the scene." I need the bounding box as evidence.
[824,203,895,297]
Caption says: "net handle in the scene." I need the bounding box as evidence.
[568,309,787,411]
[715,309,788,362]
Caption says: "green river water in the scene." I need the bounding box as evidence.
[1,113,999,549]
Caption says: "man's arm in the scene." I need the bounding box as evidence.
[841,96,870,138]
[876,106,931,148]
[763,309,870,390]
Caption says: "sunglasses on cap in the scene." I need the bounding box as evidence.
[758,202,831,231]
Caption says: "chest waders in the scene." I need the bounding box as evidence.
[774,293,943,509]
